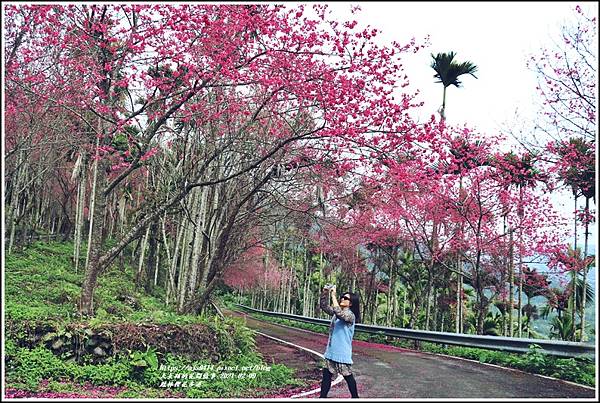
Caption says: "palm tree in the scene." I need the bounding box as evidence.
[563,246,595,341]
[495,151,544,337]
[483,311,504,336]
[549,314,576,341]
[465,310,503,336]
[430,137,489,334]
[396,249,427,329]
[540,287,570,321]
[493,299,510,336]
[541,262,594,341]
[554,137,595,341]
[430,53,477,333]
[521,266,549,338]
[431,51,478,120]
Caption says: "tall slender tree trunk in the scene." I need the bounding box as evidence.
[517,187,524,338]
[456,257,462,333]
[518,245,523,337]
[302,246,310,316]
[571,194,578,341]
[145,218,160,293]
[280,235,287,313]
[526,294,532,338]
[263,248,269,311]
[409,293,422,330]
[507,229,515,336]
[84,135,101,271]
[459,268,465,332]
[401,286,406,327]
[573,194,578,251]
[136,225,150,290]
[177,190,198,312]
[176,222,190,311]
[571,270,578,341]
[425,274,433,331]
[73,153,87,274]
[580,197,590,341]
[153,243,161,287]
[8,151,25,254]
[368,269,376,324]
[79,162,108,316]
[431,292,437,332]
[192,190,216,300]
[455,177,465,333]
[476,288,486,335]
[161,216,172,271]
[392,281,398,326]
[502,215,508,336]
[166,219,184,305]
[387,259,395,327]
[286,247,294,314]
[440,86,447,120]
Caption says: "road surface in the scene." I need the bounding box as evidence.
[227,309,596,399]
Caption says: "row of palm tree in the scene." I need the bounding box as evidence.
[554,138,595,341]
[430,51,595,341]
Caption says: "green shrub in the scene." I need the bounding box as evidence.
[73,358,133,385]
[419,342,595,387]
[183,352,299,398]
[6,346,70,390]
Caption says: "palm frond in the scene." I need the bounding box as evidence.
[431,51,478,88]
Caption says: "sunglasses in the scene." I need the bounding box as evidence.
[341,295,351,301]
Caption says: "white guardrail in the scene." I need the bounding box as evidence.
[235,304,595,358]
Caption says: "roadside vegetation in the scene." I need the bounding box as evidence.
[4,241,306,398]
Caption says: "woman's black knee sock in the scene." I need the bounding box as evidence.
[319,368,332,398]
[343,374,359,398]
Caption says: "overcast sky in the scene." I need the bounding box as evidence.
[319,1,598,246]
[325,2,597,135]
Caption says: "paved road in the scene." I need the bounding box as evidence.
[227,310,596,399]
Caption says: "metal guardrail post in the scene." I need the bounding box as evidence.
[235,304,595,358]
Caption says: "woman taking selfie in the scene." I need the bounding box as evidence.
[319,285,361,398]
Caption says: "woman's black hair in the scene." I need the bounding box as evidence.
[345,292,361,324]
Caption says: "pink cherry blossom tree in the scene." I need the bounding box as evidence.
[4,4,425,315]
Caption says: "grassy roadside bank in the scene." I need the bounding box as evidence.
[3,241,307,398]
